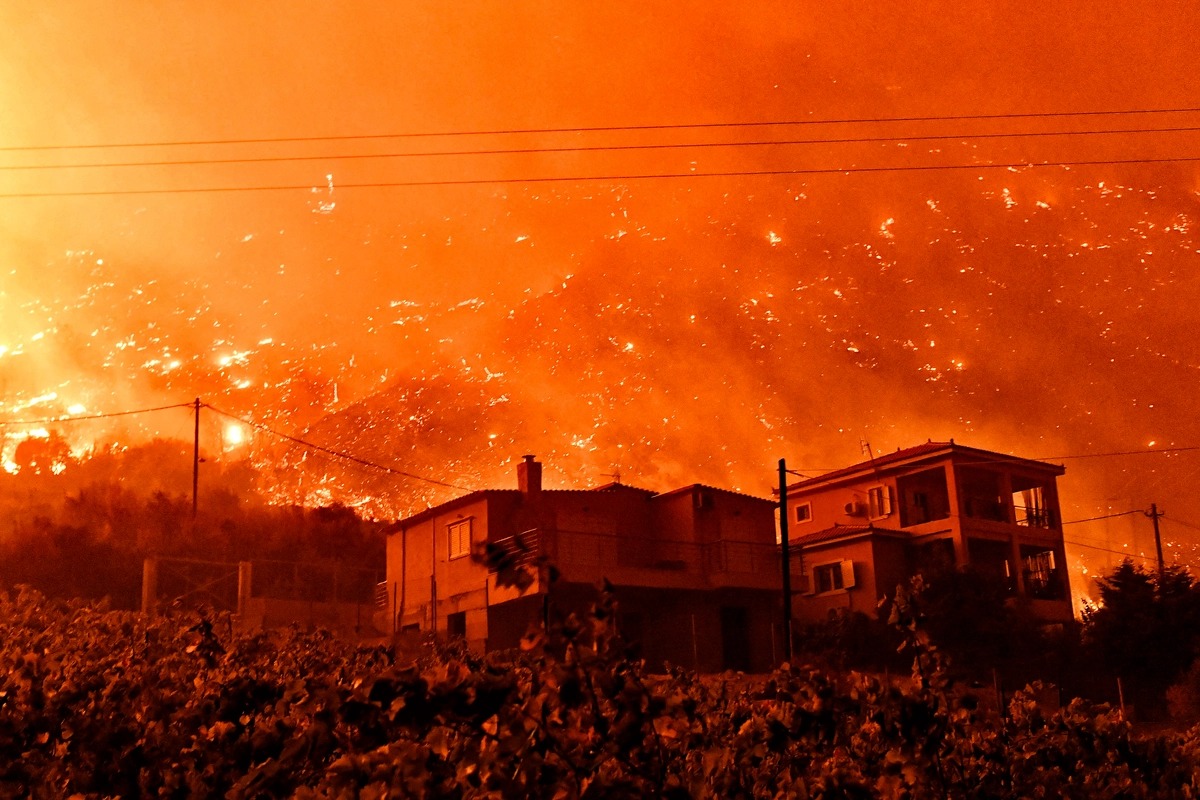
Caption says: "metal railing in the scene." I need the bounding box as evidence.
[487,527,792,583]
[962,497,1009,523]
[1015,505,1055,528]
[249,559,383,604]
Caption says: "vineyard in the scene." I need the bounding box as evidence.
[2,585,1199,799]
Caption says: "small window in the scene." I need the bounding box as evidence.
[795,502,813,523]
[447,611,467,639]
[448,519,472,560]
[867,486,893,519]
[812,560,856,594]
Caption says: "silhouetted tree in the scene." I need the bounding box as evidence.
[1082,559,1200,718]
[919,566,1047,681]
[13,431,73,475]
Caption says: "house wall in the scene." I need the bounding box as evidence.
[489,582,779,673]
[550,489,654,538]
[793,537,880,624]
[652,488,777,547]
[384,474,783,669]
[787,451,1072,623]
[871,537,911,603]
[642,490,698,543]
[384,495,492,639]
[790,477,904,533]
[545,490,779,591]
[623,587,777,673]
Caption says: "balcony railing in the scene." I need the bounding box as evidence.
[1015,506,1055,528]
[962,497,1009,523]
[486,528,793,585]
[1023,568,1065,600]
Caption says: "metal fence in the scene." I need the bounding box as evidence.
[145,556,382,613]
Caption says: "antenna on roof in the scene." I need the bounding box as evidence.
[860,439,875,460]
[600,469,622,485]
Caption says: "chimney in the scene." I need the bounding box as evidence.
[517,454,542,496]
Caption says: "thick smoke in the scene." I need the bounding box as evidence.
[1,3,1198,585]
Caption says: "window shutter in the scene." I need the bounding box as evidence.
[840,560,856,589]
[448,519,472,559]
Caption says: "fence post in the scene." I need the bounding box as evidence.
[237,561,252,619]
[141,557,158,615]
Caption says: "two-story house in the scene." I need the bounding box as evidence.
[383,455,783,672]
[783,441,1072,624]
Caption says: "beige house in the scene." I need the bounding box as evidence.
[383,456,785,671]
[784,441,1073,624]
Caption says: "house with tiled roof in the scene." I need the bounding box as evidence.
[783,441,1073,625]
[382,456,783,672]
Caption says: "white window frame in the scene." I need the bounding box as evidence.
[447,518,473,560]
[867,485,893,520]
[795,502,813,524]
[810,560,856,594]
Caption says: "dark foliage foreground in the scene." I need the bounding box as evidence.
[2,584,1200,799]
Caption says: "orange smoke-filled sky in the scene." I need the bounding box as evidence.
[1,2,1199,588]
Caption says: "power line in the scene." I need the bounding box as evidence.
[6,123,1200,172]
[3,153,1199,199]
[1062,510,1144,525]
[795,444,1200,477]
[953,444,1200,470]
[4,399,1200,505]
[4,105,1200,152]
[203,403,472,492]
[1043,445,1200,461]
[1163,516,1200,534]
[1065,538,1195,572]
[0,402,193,427]
[1065,538,1154,558]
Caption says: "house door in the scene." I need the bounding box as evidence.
[720,606,751,672]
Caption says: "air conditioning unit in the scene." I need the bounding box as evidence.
[844,501,867,516]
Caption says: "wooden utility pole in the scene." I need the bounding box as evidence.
[779,458,793,662]
[192,397,201,519]
[1147,503,1165,581]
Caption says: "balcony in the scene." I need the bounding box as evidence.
[1015,505,1055,529]
[487,528,785,591]
[962,496,1009,523]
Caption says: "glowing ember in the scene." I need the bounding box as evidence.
[0,1,1195,595]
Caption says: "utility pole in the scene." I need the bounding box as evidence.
[192,397,201,519]
[778,458,793,662]
[1147,503,1165,581]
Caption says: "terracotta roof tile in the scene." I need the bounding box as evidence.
[792,524,877,546]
